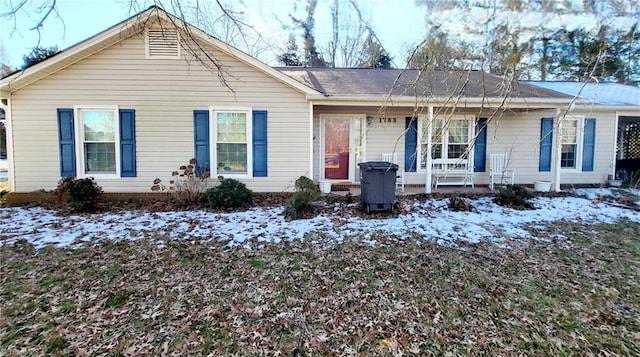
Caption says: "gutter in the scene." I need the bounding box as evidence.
[306,94,574,108]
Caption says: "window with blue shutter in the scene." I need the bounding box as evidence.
[57,108,76,177]
[474,118,488,172]
[119,109,136,177]
[539,117,553,172]
[193,110,210,175]
[252,110,268,177]
[404,117,417,172]
[57,106,136,178]
[582,118,596,172]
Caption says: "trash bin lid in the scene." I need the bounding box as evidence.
[357,161,399,171]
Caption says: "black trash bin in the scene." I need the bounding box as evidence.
[358,161,399,213]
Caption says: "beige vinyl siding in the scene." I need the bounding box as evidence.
[312,106,616,186]
[482,110,615,186]
[10,34,310,192]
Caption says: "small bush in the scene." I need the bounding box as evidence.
[207,178,253,210]
[448,196,476,212]
[494,184,535,210]
[151,158,210,206]
[283,176,321,220]
[617,169,640,189]
[53,177,103,213]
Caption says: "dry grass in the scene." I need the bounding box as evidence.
[1,220,639,355]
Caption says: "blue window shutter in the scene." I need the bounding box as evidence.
[252,110,268,177]
[582,118,596,172]
[119,109,136,177]
[539,117,553,172]
[474,118,488,172]
[404,117,417,172]
[193,110,210,175]
[57,108,76,177]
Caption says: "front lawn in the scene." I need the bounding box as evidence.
[1,220,639,355]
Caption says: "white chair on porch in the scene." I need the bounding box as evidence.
[382,152,405,192]
[489,153,515,191]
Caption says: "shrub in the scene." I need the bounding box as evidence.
[207,178,253,209]
[617,169,640,189]
[283,176,321,220]
[494,184,535,210]
[448,196,476,212]
[53,177,103,213]
[151,158,210,206]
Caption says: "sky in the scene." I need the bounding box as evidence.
[0,0,427,69]
[1,189,639,249]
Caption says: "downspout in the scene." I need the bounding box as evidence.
[425,106,433,193]
[552,108,562,192]
[309,101,314,181]
[613,112,620,179]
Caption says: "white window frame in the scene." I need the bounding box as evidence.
[73,105,120,178]
[418,114,474,171]
[210,107,253,178]
[559,115,585,172]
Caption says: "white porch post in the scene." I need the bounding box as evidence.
[552,108,562,192]
[0,98,13,192]
[425,106,434,193]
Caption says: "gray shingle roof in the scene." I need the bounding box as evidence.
[276,67,569,99]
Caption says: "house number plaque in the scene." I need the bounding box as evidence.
[378,117,397,123]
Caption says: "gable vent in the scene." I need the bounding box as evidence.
[146,30,180,59]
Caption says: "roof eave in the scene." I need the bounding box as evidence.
[177,24,319,95]
[571,103,640,111]
[307,94,573,109]
[0,8,146,93]
[0,7,321,96]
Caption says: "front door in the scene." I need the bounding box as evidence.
[321,115,364,182]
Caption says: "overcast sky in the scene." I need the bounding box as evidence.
[0,0,426,68]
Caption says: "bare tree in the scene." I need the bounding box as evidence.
[0,45,16,77]
[290,0,327,67]
[323,0,367,67]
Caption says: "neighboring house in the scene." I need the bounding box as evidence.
[1,7,638,194]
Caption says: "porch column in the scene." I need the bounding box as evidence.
[552,108,562,192]
[425,106,434,193]
[0,98,12,192]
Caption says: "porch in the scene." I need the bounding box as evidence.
[327,184,491,197]
[616,115,640,179]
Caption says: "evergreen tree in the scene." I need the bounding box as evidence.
[22,46,60,68]
[358,34,393,69]
[277,35,302,66]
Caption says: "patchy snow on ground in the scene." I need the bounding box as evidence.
[1,188,638,249]
[573,187,640,207]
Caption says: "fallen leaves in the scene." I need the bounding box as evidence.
[1,220,640,355]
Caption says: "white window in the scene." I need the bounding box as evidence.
[75,106,119,177]
[212,108,252,176]
[145,29,181,58]
[419,115,473,170]
[560,116,584,170]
